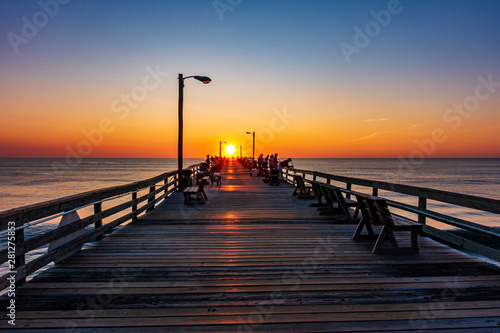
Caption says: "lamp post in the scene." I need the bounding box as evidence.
[178,74,211,191]
[246,131,255,161]
[219,141,227,158]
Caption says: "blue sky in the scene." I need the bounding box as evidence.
[4,0,499,82]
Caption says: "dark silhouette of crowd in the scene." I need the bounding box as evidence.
[238,153,293,185]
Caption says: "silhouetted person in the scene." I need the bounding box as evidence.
[257,154,263,167]
[270,153,278,170]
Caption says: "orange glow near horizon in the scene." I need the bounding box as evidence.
[1,57,500,159]
[2,114,500,159]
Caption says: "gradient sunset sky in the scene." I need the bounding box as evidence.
[1,0,499,158]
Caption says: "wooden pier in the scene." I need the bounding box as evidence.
[1,159,500,332]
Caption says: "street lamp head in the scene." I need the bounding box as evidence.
[194,76,211,84]
[246,132,251,134]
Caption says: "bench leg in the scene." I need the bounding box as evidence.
[372,227,386,253]
[387,230,399,247]
[320,202,336,215]
[372,227,421,254]
[196,192,206,204]
[352,217,376,240]
[353,206,360,218]
[411,230,418,248]
[297,188,313,199]
[184,193,196,204]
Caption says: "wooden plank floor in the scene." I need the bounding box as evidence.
[2,159,500,332]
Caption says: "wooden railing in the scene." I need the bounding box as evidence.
[0,163,203,290]
[283,167,500,262]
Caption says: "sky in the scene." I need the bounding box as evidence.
[1,0,499,158]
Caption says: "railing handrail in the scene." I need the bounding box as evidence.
[0,163,203,228]
[383,198,500,240]
[285,167,500,214]
[315,171,500,214]
[283,166,500,234]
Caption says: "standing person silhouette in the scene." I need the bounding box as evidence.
[270,153,278,170]
[263,155,269,169]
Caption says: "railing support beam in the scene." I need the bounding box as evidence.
[94,202,103,241]
[146,186,155,213]
[14,227,25,287]
[418,197,427,224]
[132,192,138,221]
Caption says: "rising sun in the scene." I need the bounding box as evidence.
[225,145,236,155]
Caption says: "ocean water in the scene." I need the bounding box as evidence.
[0,157,499,283]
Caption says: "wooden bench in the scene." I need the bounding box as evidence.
[309,181,327,208]
[183,178,209,204]
[319,183,359,219]
[351,191,422,253]
[292,175,314,199]
[351,192,380,240]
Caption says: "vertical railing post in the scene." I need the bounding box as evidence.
[346,183,352,199]
[94,202,103,241]
[418,197,427,224]
[372,188,378,196]
[164,178,168,196]
[147,185,155,213]
[327,178,331,185]
[14,226,25,287]
[132,191,138,221]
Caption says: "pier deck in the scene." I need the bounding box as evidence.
[2,160,500,332]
